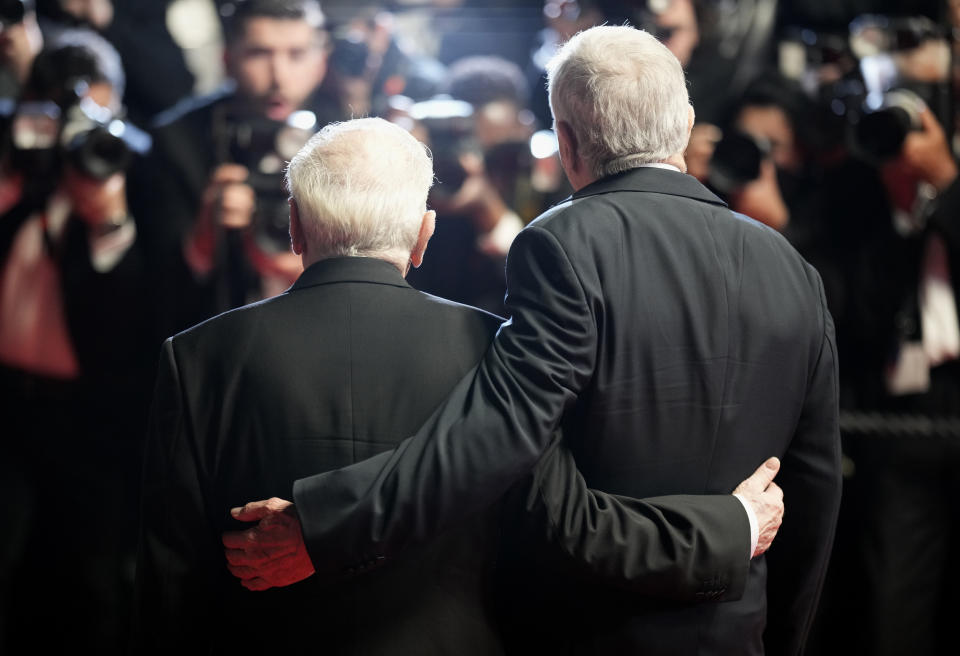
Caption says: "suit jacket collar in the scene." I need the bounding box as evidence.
[290,256,411,292]
[571,166,727,207]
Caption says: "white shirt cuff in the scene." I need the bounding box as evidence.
[733,493,759,559]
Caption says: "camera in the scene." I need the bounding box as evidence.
[852,88,925,163]
[0,0,28,26]
[10,94,149,180]
[216,109,318,253]
[707,129,769,194]
[409,96,477,200]
[60,97,151,179]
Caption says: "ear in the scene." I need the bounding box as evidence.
[687,105,696,141]
[556,119,580,174]
[289,198,306,256]
[408,210,436,272]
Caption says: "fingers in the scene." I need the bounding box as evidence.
[734,456,781,495]
[916,106,942,136]
[756,456,781,488]
[218,183,256,229]
[241,577,273,592]
[222,524,299,551]
[230,497,290,522]
[225,549,317,591]
[230,500,271,523]
[222,537,296,562]
[766,480,784,502]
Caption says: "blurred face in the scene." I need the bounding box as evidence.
[656,0,698,68]
[60,0,113,29]
[0,13,42,83]
[226,17,327,121]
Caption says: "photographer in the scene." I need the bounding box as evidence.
[829,96,960,656]
[128,0,334,338]
[798,13,960,651]
[699,74,827,244]
[404,55,535,316]
[0,28,152,653]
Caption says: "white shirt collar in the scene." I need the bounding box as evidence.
[637,162,682,173]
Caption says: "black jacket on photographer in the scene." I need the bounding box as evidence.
[128,82,341,343]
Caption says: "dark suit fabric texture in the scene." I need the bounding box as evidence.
[133,256,506,655]
[292,167,843,656]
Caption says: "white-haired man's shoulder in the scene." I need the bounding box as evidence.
[166,292,291,344]
[416,290,506,326]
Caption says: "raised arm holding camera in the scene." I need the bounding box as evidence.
[0,27,155,654]
[129,0,336,339]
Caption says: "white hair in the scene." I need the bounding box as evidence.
[285,117,434,265]
[547,25,691,178]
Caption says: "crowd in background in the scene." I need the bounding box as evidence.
[0,0,958,653]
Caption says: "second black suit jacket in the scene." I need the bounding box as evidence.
[292,168,843,655]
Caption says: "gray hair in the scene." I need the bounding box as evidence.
[285,118,434,265]
[547,25,691,179]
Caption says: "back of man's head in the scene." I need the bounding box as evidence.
[547,25,690,178]
[223,0,324,44]
[285,117,433,267]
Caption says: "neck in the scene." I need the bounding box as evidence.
[660,153,687,173]
[302,251,409,275]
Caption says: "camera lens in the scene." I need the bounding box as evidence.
[854,107,912,162]
[0,0,25,25]
[708,129,765,194]
[69,128,133,180]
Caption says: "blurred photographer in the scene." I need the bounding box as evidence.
[799,14,960,655]
[404,56,538,315]
[0,28,153,654]
[700,74,823,245]
[129,0,334,338]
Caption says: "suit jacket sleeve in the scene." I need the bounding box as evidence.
[524,434,751,601]
[763,272,843,655]
[294,224,749,599]
[131,339,219,653]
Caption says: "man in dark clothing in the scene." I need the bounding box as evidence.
[128,0,337,340]
[0,30,152,654]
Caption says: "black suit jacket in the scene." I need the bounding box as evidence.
[133,257,508,655]
[292,168,842,655]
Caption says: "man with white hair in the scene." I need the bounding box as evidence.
[134,117,507,654]
[226,24,841,654]
[137,116,784,654]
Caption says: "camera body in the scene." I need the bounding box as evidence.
[778,14,949,165]
[409,97,477,201]
[61,97,150,179]
[0,0,28,26]
[853,88,925,163]
[9,93,149,182]
[215,110,317,253]
[707,129,769,194]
